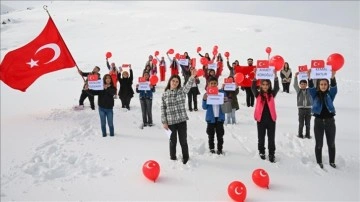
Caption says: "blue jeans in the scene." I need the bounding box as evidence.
[98,107,114,136]
[225,109,236,124]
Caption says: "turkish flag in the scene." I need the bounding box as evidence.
[311,60,325,68]
[0,17,76,92]
[88,74,99,81]
[138,77,146,82]
[235,66,256,87]
[122,64,130,67]
[207,86,219,95]
[256,60,269,68]
[224,78,233,83]
[298,65,308,72]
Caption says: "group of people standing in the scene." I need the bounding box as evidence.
[75,52,338,169]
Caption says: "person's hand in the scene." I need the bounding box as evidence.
[104,84,110,89]
[84,84,89,90]
[253,68,257,74]
[203,93,208,100]
[295,72,299,77]
[307,69,311,78]
[222,84,225,89]
[274,69,278,78]
[136,84,139,88]
[331,70,336,79]
[190,69,197,78]
[163,123,169,130]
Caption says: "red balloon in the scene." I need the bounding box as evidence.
[212,50,218,56]
[167,49,174,54]
[106,52,112,59]
[224,51,230,58]
[265,47,272,54]
[154,51,159,56]
[269,55,285,71]
[228,181,247,202]
[327,53,344,71]
[252,168,270,189]
[149,75,159,85]
[142,160,160,182]
[152,58,158,65]
[200,57,209,65]
[175,53,180,60]
[197,46,202,53]
[234,73,244,84]
[213,45,218,50]
[196,69,204,77]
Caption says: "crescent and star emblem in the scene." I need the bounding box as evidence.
[234,186,243,195]
[26,43,61,68]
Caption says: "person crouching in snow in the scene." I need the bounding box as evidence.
[118,65,134,110]
[85,74,116,137]
[251,68,279,163]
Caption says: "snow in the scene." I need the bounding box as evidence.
[1,1,359,201]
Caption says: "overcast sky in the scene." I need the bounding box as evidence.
[1,1,359,29]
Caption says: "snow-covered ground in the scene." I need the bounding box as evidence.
[1,1,359,201]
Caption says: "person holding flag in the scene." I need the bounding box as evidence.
[106,58,120,97]
[77,66,101,110]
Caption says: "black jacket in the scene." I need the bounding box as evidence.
[118,69,134,98]
[87,86,116,109]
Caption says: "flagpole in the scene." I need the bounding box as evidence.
[43,5,85,82]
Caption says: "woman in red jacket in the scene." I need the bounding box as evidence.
[251,69,279,163]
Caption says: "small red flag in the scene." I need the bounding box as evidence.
[0,17,76,92]
[311,60,325,68]
[138,77,146,82]
[224,78,233,83]
[206,86,219,95]
[298,65,308,72]
[88,74,99,81]
[256,60,269,68]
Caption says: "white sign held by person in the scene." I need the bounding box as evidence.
[206,92,224,105]
[138,81,151,91]
[256,66,275,80]
[310,66,332,79]
[224,83,236,91]
[208,63,217,70]
[88,80,104,90]
[178,59,189,66]
[298,72,309,81]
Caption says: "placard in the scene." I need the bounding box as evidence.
[224,83,236,91]
[178,59,189,66]
[206,92,224,105]
[297,72,308,81]
[88,80,104,90]
[256,66,275,80]
[138,81,151,91]
[310,66,332,79]
[208,63,217,70]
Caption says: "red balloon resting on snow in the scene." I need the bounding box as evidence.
[142,160,160,182]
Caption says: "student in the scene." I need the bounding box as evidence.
[202,77,226,155]
[155,55,166,82]
[145,55,157,76]
[293,72,312,138]
[308,70,337,169]
[136,72,155,127]
[166,53,179,76]
[85,74,116,137]
[161,69,197,164]
[280,62,292,93]
[77,66,101,110]
[106,59,119,92]
[222,76,240,125]
[187,67,201,112]
[244,58,255,107]
[251,69,279,163]
[118,65,134,110]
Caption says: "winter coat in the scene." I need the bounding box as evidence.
[293,77,312,108]
[161,77,195,125]
[252,78,280,122]
[224,87,240,110]
[308,78,337,116]
[202,89,226,123]
[118,69,134,99]
[87,86,116,109]
[280,69,292,83]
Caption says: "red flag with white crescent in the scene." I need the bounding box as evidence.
[311,60,325,68]
[235,66,256,87]
[206,86,219,95]
[256,60,269,68]
[298,65,308,72]
[0,17,76,92]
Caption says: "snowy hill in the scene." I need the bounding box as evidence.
[1,1,359,201]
